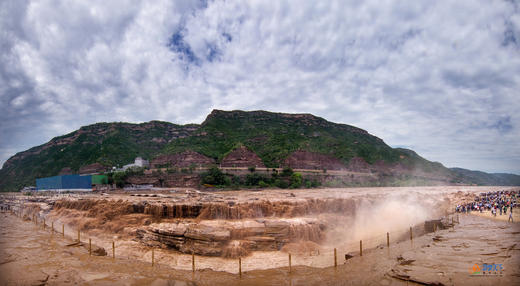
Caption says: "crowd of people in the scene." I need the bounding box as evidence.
[455,190,519,222]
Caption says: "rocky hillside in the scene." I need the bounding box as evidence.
[165,110,452,179]
[1,109,519,191]
[166,110,401,165]
[0,121,197,191]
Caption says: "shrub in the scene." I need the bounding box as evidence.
[232,175,242,185]
[125,166,145,176]
[289,172,303,188]
[281,167,293,177]
[201,167,229,186]
[258,180,269,188]
[275,179,289,189]
[245,173,268,186]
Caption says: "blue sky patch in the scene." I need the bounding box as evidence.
[167,30,199,64]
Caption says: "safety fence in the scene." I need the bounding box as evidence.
[6,208,459,277]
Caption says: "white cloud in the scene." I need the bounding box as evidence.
[0,0,519,173]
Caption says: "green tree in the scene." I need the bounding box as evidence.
[201,167,229,186]
[290,172,303,188]
[112,171,127,188]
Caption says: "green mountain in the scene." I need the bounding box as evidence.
[1,109,518,191]
[165,110,401,166]
[0,121,197,191]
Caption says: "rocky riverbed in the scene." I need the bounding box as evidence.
[0,203,518,285]
[0,186,517,273]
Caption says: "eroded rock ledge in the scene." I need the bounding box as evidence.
[136,218,325,257]
[54,197,357,220]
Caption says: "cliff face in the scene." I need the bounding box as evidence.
[126,173,201,188]
[346,157,371,172]
[203,110,370,136]
[150,151,215,169]
[283,150,347,170]
[220,145,265,168]
[79,163,109,174]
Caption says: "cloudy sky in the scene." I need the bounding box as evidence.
[1,0,519,174]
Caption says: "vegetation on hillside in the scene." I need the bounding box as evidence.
[200,166,319,189]
[165,110,402,167]
[1,109,518,191]
[0,121,193,191]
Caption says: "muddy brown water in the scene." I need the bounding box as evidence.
[1,211,519,285]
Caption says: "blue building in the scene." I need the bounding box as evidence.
[36,175,92,191]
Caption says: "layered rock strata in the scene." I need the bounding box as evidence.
[220,145,265,168]
[54,198,357,220]
[136,218,324,257]
[126,174,201,188]
[79,163,109,174]
[150,151,215,169]
[283,150,347,170]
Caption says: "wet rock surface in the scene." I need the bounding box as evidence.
[137,218,324,257]
[1,207,519,285]
[388,214,520,286]
[5,186,514,261]
[424,217,455,233]
[91,246,107,256]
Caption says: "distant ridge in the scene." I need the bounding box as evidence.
[450,167,520,186]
